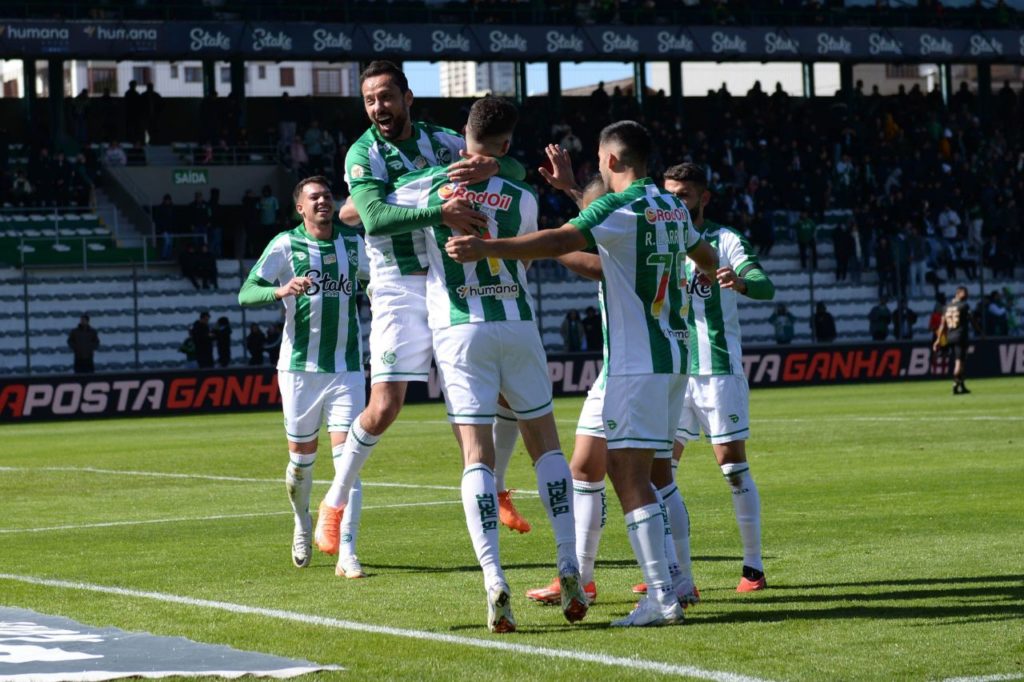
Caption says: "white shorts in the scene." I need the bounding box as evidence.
[676,374,751,445]
[278,370,366,443]
[575,377,606,438]
[368,277,433,384]
[602,374,686,453]
[433,321,553,425]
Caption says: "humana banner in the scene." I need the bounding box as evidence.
[1,339,1021,422]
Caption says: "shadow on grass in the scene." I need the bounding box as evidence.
[684,573,1023,626]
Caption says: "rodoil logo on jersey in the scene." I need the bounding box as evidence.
[303,269,353,297]
[437,183,513,211]
[644,206,688,224]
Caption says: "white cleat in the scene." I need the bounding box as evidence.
[292,513,312,569]
[336,554,366,579]
[487,583,517,634]
[611,596,684,627]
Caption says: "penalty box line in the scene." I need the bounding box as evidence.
[0,573,773,682]
[0,466,539,496]
[0,500,462,535]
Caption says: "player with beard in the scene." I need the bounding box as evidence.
[448,122,719,626]
[238,176,367,571]
[316,61,532,579]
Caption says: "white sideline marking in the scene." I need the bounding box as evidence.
[0,574,773,682]
[0,501,461,535]
[937,671,1024,675]
[0,466,540,496]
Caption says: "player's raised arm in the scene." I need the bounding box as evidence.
[338,197,361,226]
[538,144,585,208]
[447,224,587,263]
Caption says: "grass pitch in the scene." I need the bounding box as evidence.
[1,378,1022,681]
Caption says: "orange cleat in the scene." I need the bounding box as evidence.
[498,490,532,534]
[314,500,345,555]
[525,577,597,605]
[632,582,700,608]
[737,566,767,592]
[632,582,648,594]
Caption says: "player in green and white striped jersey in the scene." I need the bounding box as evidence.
[448,121,719,627]
[662,162,776,594]
[377,97,588,633]
[238,176,367,574]
[325,63,534,576]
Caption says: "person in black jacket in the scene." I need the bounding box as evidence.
[812,302,837,343]
[190,311,215,369]
[68,314,100,374]
[246,323,266,365]
[214,316,232,367]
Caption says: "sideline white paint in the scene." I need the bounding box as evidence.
[0,501,461,535]
[0,574,773,682]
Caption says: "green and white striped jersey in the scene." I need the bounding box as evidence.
[570,179,701,376]
[344,121,464,281]
[388,167,538,330]
[244,224,367,373]
[685,221,761,376]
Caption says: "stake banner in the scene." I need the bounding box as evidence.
[1,339,1021,422]
[1,20,1022,61]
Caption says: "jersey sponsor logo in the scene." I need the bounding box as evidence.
[686,275,713,299]
[456,282,520,300]
[437,183,513,211]
[606,419,617,430]
[729,413,739,423]
[349,165,366,179]
[303,269,354,297]
[387,159,405,170]
[644,206,689,224]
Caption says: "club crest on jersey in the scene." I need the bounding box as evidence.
[350,165,366,179]
[437,183,513,211]
[381,350,397,366]
[644,206,689,223]
[437,147,452,164]
[348,250,360,265]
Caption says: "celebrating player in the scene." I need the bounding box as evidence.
[317,61,533,575]
[448,121,719,626]
[376,97,588,633]
[645,162,776,594]
[237,176,367,572]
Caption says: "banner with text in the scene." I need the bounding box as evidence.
[1,339,1021,422]
[1,21,1023,61]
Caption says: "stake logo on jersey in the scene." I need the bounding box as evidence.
[569,179,700,376]
[304,269,354,298]
[437,182,513,211]
[388,168,538,329]
[243,224,366,374]
[685,221,761,376]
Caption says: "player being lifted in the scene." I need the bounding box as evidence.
[372,97,588,632]
[317,61,533,575]
[238,176,367,572]
[448,121,719,626]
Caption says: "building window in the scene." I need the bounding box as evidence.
[87,67,118,95]
[885,65,920,79]
[170,64,179,79]
[280,66,295,87]
[184,66,202,83]
[132,66,152,85]
[313,68,342,96]
[258,65,266,79]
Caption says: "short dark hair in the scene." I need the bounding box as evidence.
[359,60,409,94]
[598,120,651,170]
[293,176,331,203]
[664,162,708,189]
[466,97,518,142]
